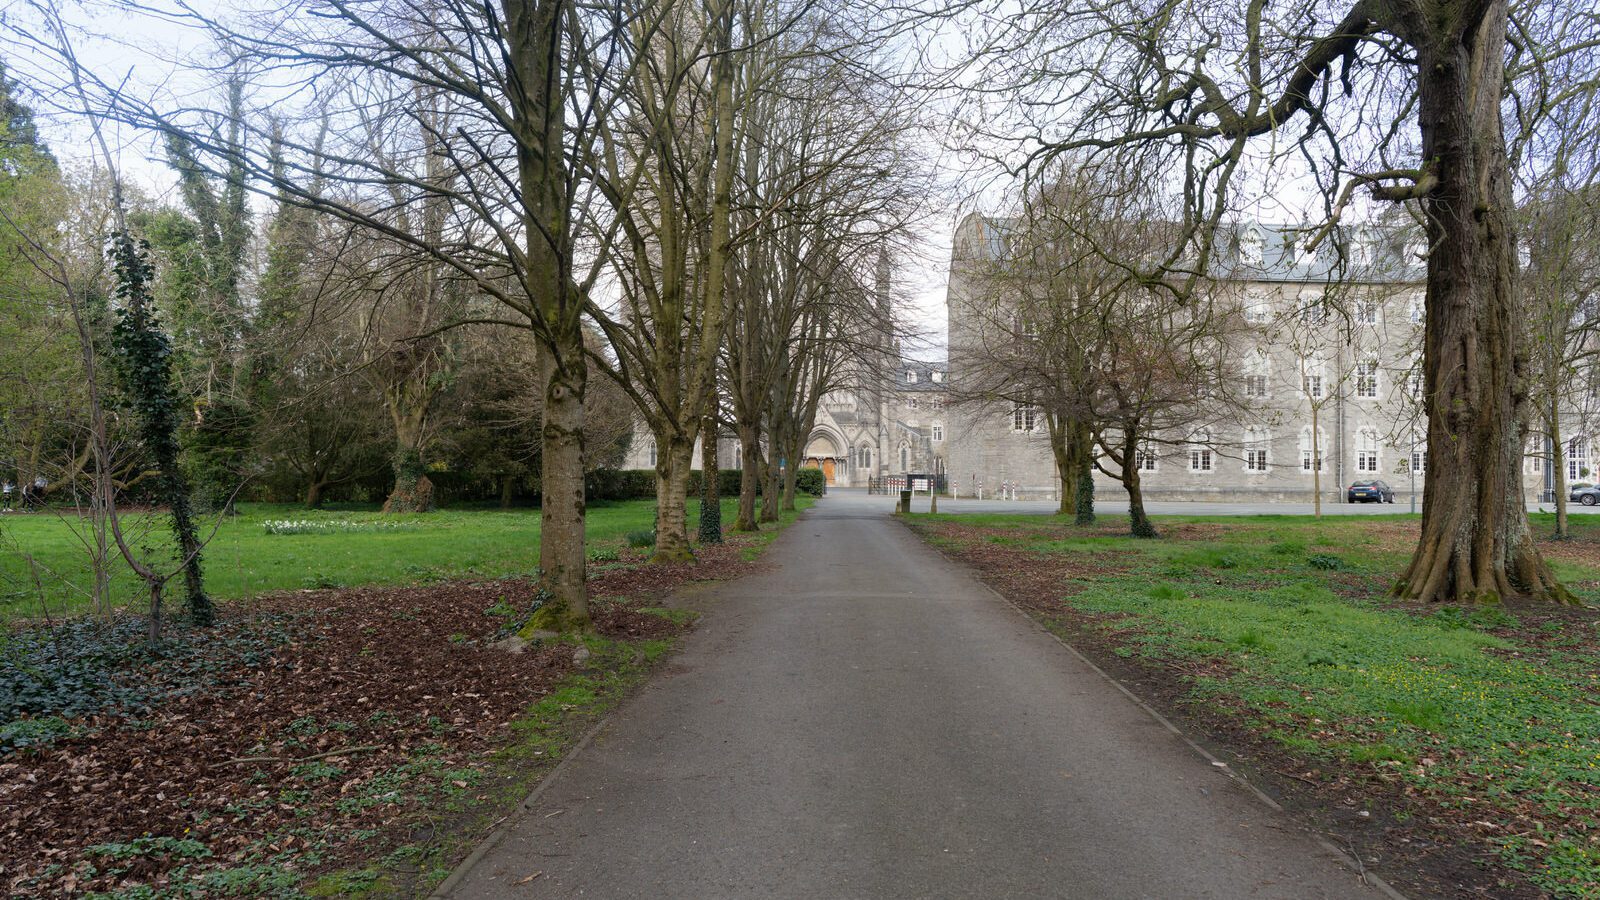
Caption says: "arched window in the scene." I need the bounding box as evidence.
[647,440,658,468]
[1189,430,1213,473]
[1299,428,1325,472]
[1244,427,1269,472]
[900,444,910,472]
[1239,227,1265,266]
[1356,428,1380,473]
[1243,351,1270,398]
[859,445,873,472]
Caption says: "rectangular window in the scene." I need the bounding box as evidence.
[1356,361,1378,398]
[1302,450,1323,472]
[1246,448,1268,472]
[1410,450,1427,474]
[932,422,944,442]
[1357,450,1379,473]
[1012,405,1036,433]
[1303,374,1323,399]
[1135,446,1157,472]
[1357,301,1378,325]
[1300,303,1329,325]
[1245,374,1268,398]
[907,398,918,410]
[1190,448,1212,472]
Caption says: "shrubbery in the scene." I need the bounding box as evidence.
[586,468,827,502]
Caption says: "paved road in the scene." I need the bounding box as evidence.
[442,492,1385,899]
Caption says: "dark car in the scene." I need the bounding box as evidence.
[1571,484,1600,506]
[1348,480,1395,503]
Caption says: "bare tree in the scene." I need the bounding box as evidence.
[21,0,689,628]
[960,0,1600,603]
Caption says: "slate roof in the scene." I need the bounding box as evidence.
[957,214,1424,286]
[892,358,949,392]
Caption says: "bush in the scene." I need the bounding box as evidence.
[795,467,826,496]
[582,467,825,502]
[624,529,656,548]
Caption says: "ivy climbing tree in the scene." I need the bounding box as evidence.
[108,232,213,627]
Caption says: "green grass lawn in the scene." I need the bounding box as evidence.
[0,498,798,623]
[912,511,1600,897]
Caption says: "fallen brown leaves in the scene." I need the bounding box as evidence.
[1,532,773,897]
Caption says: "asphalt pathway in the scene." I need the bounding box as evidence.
[441,492,1387,899]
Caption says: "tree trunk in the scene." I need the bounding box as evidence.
[1049,416,1076,516]
[735,419,761,531]
[1076,454,1096,526]
[1395,6,1573,605]
[1124,467,1156,538]
[1120,426,1157,538]
[304,479,325,509]
[526,329,591,632]
[1551,399,1568,540]
[699,395,722,544]
[781,432,804,511]
[383,443,435,513]
[501,474,516,510]
[653,434,696,563]
[1311,403,1322,519]
[760,426,782,523]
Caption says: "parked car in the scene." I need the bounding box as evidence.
[1347,480,1395,503]
[1571,484,1600,506]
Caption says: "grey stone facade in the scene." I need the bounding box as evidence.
[620,358,951,487]
[943,213,1577,504]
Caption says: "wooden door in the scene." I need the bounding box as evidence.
[823,458,835,484]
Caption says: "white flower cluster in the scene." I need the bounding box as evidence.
[262,519,419,535]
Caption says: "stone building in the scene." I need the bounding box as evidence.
[943,213,1575,504]
[619,359,951,489]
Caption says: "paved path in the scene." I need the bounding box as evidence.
[443,493,1386,899]
[866,489,1594,518]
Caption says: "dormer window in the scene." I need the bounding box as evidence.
[1239,228,1265,266]
[1350,236,1374,266]
[931,371,943,383]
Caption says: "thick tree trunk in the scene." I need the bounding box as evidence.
[500,474,516,510]
[304,479,325,509]
[760,425,783,523]
[1076,455,1096,526]
[1119,427,1156,538]
[526,330,591,632]
[653,434,696,563]
[1124,465,1156,538]
[383,442,435,513]
[735,419,761,531]
[1049,416,1076,516]
[1394,7,1573,605]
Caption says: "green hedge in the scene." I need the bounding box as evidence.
[585,467,826,502]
